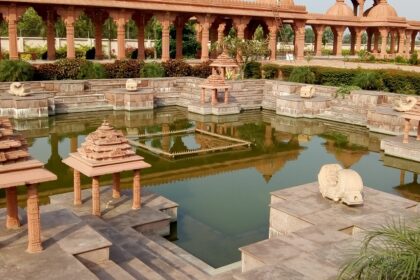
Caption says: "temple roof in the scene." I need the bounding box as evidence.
[0,118,30,166]
[326,0,354,17]
[201,73,230,89]
[78,120,136,162]
[364,0,398,18]
[210,51,238,68]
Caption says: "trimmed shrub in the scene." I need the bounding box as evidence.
[55,59,87,80]
[394,55,407,64]
[104,60,142,79]
[382,70,420,95]
[313,67,356,86]
[262,63,280,79]
[34,63,59,81]
[162,60,192,77]
[244,61,262,79]
[336,85,361,98]
[289,67,315,84]
[0,60,35,82]
[78,62,106,80]
[409,52,418,65]
[278,65,295,80]
[353,71,384,90]
[191,61,212,78]
[140,62,165,78]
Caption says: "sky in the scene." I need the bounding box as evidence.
[295,0,419,20]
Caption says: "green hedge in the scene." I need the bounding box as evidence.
[279,65,420,95]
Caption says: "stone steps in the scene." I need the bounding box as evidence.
[88,260,137,280]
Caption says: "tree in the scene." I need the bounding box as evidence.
[323,27,334,45]
[18,8,45,37]
[305,28,314,44]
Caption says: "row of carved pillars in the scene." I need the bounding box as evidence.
[6,184,42,253]
[73,169,142,216]
[312,24,418,57]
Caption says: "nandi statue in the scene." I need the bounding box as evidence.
[300,86,315,99]
[318,164,364,206]
[393,96,418,112]
[125,79,138,92]
[9,82,30,97]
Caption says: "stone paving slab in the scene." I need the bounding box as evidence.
[381,136,420,163]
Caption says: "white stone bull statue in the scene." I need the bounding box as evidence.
[318,164,364,206]
[300,86,315,99]
[126,79,138,92]
[393,96,418,112]
[9,82,30,97]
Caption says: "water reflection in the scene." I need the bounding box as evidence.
[1,107,419,267]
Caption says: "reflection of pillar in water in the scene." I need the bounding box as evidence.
[161,123,170,152]
[70,136,78,153]
[400,170,406,186]
[265,125,273,147]
[210,123,216,134]
[414,173,418,184]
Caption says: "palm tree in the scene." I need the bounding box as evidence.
[338,219,420,280]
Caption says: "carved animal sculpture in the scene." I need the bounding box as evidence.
[318,164,364,206]
[9,82,30,97]
[300,86,315,99]
[393,96,418,112]
[126,79,138,92]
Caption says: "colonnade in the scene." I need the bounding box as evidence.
[0,4,418,62]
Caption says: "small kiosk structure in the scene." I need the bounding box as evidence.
[62,121,151,216]
[210,50,239,79]
[0,117,57,253]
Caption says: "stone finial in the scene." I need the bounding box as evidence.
[78,120,136,161]
[126,79,138,92]
[0,117,30,165]
[318,164,364,206]
[393,96,418,112]
[300,86,315,99]
[9,82,30,97]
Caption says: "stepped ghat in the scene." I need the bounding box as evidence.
[0,0,419,61]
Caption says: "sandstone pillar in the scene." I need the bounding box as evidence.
[46,10,56,60]
[115,19,127,60]
[293,21,306,60]
[217,23,226,45]
[94,19,104,60]
[405,30,413,56]
[211,89,217,105]
[5,8,19,60]
[112,173,121,199]
[333,26,344,56]
[411,31,418,54]
[268,25,278,61]
[92,176,100,216]
[354,28,364,53]
[379,28,389,57]
[132,170,141,210]
[136,17,146,60]
[58,7,81,59]
[199,14,214,62]
[157,13,172,62]
[73,170,81,205]
[6,187,20,229]
[398,29,406,55]
[26,184,42,253]
[224,89,229,104]
[403,118,410,144]
[233,16,250,40]
[313,25,325,57]
[175,19,184,59]
[390,31,396,54]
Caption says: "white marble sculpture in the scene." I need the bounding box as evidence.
[300,86,315,99]
[126,79,138,92]
[393,96,418,112]
[9,82,30,97]
[318,164,364,206]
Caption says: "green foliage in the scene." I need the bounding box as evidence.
[289,67,315,84]
[162,60,192,77]
[395,55,408,64]
[18,8,45,37]
[338,220,420,280]
[357,50,375,62]
[0,60,34,82]
[244,61,262,79]
[140,62,165,78]
[104,60,142,79]
[336,85,361,99]
[54,59,88,80]
[23,44,47,60]
[382,70,420,95]
[191,61,212,78]
[34,63,59,81]
[353,71,384,90]
[77,62,106,80]
[409,52,418,65]
[313,67,356,86]
[261,64,280,79]
[278,66,295,80]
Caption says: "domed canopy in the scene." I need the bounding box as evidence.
[326,0,354,17]
[0,117,30,165]
[278,0,295,6]
[364,0,398,18]
[201,73,229,89]
[210,51,238,69]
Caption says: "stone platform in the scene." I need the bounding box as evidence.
[105,88,154,111]
[381,136,420,162]
[188,102,241,116]
[276,95,332,118]
[238,182,419,280]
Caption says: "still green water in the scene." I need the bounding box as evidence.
[3,107,420,268]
